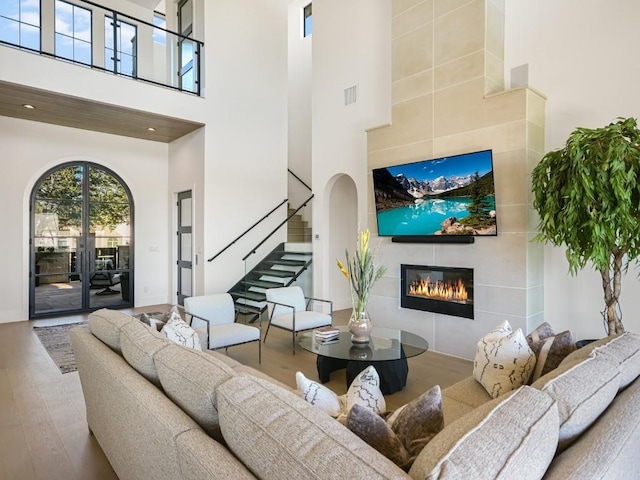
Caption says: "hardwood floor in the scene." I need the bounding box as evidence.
[0,306,472,480]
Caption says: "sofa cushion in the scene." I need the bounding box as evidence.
[528,330,576,383]
[154,344,236,440]
[532,355,620,451]
[474,323,535,398]
[347,385,444,470]
[120,321,171,387]
[408,386,559,480]
[88,308,135,353]
[216,375,409,479]
[562,333,640,390]
[175,429,257,479]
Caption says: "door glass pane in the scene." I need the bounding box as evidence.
[179,0,193,34]
[180,267,192,296]
[181,198,191,227]
[181,233,191,261]
[33,240,82,315]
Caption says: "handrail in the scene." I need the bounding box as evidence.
[208,199,288,262]
[243,194,314,261]
[288,169,312,192]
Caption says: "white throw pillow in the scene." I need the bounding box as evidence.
[296,366,386,422]
[161,310,202,350]
[474,321,535,398]
[295,371,341,417]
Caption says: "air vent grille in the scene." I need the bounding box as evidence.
[344,85,357,106]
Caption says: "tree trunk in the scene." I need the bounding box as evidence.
[600,251,626,336]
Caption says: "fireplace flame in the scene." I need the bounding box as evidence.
[409,276,469,303]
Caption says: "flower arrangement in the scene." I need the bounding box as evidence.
[337,229,387,317]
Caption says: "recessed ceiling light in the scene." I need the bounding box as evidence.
[23,104,35,109]
[147,127,156,132]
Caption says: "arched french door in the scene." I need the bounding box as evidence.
[30,162,134,318]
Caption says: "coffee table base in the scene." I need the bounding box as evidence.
[316,356,409,395]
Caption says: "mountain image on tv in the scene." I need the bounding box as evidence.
[373,150,497,236]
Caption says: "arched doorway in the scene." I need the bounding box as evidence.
[30,162,134,318]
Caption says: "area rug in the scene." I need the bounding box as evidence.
[33,322,88,374]
[33,312,164,374]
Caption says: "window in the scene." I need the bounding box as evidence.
[105,16,137,77]
[303,3,312,37]
[152,11,166,45]
[55,0,91,65]
[178,0,197,93]
[0,0,41,50]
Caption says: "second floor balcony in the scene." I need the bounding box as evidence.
[0,0,203,96]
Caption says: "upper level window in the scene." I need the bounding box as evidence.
[55,0,91,65]
[303,3,312,37]
[153,12,166,46]
[0,0,41,50]
[105,16,137,77]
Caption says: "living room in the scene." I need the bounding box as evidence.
[1,0,640,476]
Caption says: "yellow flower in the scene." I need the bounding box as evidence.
[336,260,350,279]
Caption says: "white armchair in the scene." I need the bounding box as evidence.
[184,293,262,363]
[265,286,333,354]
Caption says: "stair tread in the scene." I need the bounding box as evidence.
[254,269,298,278]
[242,279,284,289]
[230,291,266,302]
[264,259,308,267]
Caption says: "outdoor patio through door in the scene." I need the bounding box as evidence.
[30,162,134,318]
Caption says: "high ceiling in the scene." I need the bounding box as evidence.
[0,80,204,143]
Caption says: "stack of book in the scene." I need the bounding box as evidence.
[314,326,340,344]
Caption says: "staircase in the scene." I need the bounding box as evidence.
[228,243,312,322]
[287,207,312,242]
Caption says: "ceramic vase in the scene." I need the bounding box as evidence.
[348,309,373,343]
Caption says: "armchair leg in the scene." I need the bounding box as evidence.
[264,323,272,343]
[292,331,296,355]
[258,339,262,364]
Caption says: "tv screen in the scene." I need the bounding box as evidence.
[372,149,497,237]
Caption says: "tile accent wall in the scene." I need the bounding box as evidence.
[366,0,546,360]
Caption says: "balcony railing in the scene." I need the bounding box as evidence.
[0,0,203,96]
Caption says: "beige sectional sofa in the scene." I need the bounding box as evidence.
[71,309,640,480]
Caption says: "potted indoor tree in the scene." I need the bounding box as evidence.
[531,117,640,335]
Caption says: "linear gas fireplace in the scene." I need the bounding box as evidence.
[401,264,474,319]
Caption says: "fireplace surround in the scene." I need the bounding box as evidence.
[400,264,474,319]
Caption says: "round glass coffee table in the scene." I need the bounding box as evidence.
[298,326,429,394]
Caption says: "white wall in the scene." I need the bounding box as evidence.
[0,116,169,323]
[288,0,313,213]
[200,0,289,294]
[311,0,391,304]
[505,0,640,339]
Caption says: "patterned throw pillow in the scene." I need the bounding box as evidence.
[526,321,555,344]
[295,371,341,417]
[528,330,576,383]
[161,310,202,350]
[346,385,444,471]
[296,366,386,422]
[474,321,535,398]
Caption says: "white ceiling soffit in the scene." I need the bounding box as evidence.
[125,0,162,11]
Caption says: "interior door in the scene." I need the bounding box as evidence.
[176,190,192,305]
[30,163,134,318]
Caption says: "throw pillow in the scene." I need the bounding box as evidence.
[161,310,202,350]
[295,371,341,417]
[528,330,576,383]
[139,312,166,332]
[296,366,385,422]
[526,321,555,344]
[346,385,444,471]
[474,322,535,398]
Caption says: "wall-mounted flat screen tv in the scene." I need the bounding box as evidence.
[372,149,497,237]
